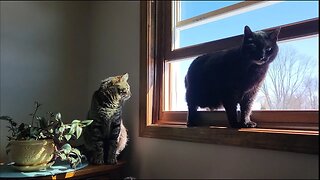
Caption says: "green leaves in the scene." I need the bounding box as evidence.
[38,116,49,129]
[1,101,93,169]
[76,126,82,139]
[1,109,93,141]
[71,120,81,124]
[56,144,84,168]
[55,113,61,121]
[61,143,72,154]
[64,134,72,141]
[58,126,65,134]
[55,119,93,142]
[80,120,93,127]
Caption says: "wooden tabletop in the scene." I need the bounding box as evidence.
[51,161,126,179]
[0,161,126,180]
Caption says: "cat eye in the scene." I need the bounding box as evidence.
[266,47,272,52]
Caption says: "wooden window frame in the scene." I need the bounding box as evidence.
[140,1,319,154]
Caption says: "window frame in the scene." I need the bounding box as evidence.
[139,1,319,154]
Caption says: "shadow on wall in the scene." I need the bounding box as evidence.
[0,1,92,161]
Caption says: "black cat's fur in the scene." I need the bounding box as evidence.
[185,26,280,128]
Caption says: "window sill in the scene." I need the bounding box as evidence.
[139,124,318,154]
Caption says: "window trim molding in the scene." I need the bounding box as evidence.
[139,1,319,154]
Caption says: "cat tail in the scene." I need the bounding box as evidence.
[116,121,128,155]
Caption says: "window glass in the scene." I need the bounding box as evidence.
[165,36,319,111]
[176,1,318,49]
[180,1,242,21]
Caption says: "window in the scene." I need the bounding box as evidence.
[140,1,318,154]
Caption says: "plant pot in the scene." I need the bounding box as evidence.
[6,139,55,166]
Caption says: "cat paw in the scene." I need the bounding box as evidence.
[187,119,198,127]
[230,123,241,129]
[106,157,117,165]
[186,121,197,127]
[90,157,104,165]
[241,121,257,128]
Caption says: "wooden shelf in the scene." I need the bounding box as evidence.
[0,161,126,180]
[51,161,126,179]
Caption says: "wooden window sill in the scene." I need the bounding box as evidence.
[140,124,318,154]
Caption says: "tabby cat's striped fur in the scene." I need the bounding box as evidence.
[83,73,131,164]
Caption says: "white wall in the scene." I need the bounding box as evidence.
[0,1,91,160]
[88,2,141,176]
[0,1,318,179]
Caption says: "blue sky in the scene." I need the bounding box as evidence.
[180,1,319,49]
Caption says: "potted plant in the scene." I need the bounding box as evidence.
[0,101,93,170]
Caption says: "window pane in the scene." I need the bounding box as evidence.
[256,37,319,110]
[180,1,242,21]
[176,1,319,49]
[165,36,319,111]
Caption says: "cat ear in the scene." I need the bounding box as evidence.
[121,73,129,81]
[244,26,253,38]
[269,27,281,41]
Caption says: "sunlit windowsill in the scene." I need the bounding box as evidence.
[139,123,319,154]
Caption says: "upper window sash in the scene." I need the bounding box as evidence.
[174,1,280,33]
[165,1,319,61]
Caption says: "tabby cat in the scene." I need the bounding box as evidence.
[83,73,131,164]
[185,26,280,128]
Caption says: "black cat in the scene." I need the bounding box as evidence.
[185,26,280,128]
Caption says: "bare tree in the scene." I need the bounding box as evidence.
[301,77,319,109]
[260,47,318,110]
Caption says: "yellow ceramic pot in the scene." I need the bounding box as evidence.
[6,139,55,166]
